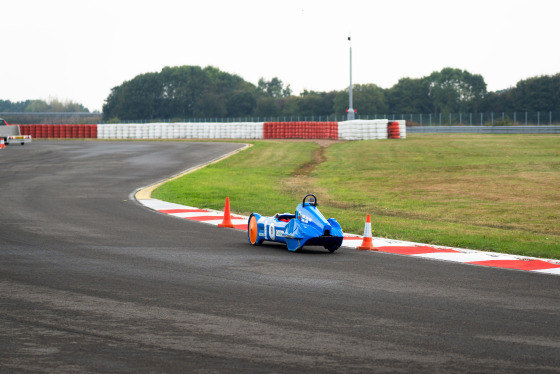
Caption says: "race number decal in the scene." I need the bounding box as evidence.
[268,223,275,240]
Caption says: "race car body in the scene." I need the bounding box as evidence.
[248,194,344,252]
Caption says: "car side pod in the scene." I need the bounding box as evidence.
[357,214,378,251]
[284,219,306,251]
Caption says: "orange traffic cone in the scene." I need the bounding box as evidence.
[357,214,378,250]
[0,139,5,149]
[218,197,235,228]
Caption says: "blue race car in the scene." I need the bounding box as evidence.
[247,194,344,252]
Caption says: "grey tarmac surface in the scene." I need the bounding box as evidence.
[1,140,559,373]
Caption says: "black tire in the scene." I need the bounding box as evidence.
[325,244,340,253]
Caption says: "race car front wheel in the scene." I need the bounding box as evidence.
[248,214,263,245]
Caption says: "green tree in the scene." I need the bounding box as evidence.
[0,100,30,112]
[226,90,257,118]
[508,74,560,111]
[480,90,510,112]
[254,97,280,117]
[158,65,208,118]
[25,100,49,112]
[296,90,336,117]
[194,91,227,118]
[333,84,388,116]
[277,96,299,117]
[257,77,292,98]
[113,72,162,119]
[387,77,431,114]
[103,65,258,121]
[426,67,487,113]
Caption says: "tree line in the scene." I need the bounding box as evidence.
[0,98,96,124]
[0,98,90,113]
[102,66,560,121]
[3,67,558,122]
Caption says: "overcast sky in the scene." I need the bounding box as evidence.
[2,0,559,112]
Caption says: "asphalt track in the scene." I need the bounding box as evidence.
[1,141,559,373]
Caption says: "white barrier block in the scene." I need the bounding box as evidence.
[398,119,407,139]
[97,124,104,139]
[339,120,391,140]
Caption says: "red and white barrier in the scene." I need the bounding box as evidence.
[15,120,406,141]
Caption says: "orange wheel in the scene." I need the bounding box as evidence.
[248,214,261,245]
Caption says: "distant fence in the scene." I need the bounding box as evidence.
[401,111,560,127]
[3,111,560,126]
[407,126,560,134]
[102,111,560,125]
[0,112,101,124]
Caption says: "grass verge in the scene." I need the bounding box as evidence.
[153,135,560,259]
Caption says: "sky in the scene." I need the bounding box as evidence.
[2,0,559,112]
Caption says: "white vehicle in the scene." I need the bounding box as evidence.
[0,118,32,145]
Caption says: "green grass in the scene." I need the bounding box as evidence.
[153,135,560,259]
[152,141,318,214]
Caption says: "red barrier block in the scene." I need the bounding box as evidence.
[332,122,339,140]
[71,125,79,138]
[388,121,400,139]
[263,122,272,139]
[19,125,30,136]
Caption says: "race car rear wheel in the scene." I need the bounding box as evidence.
[325,244,340,253]
[248,214,262,245]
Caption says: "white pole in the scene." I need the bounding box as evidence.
[347,35,355,121]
